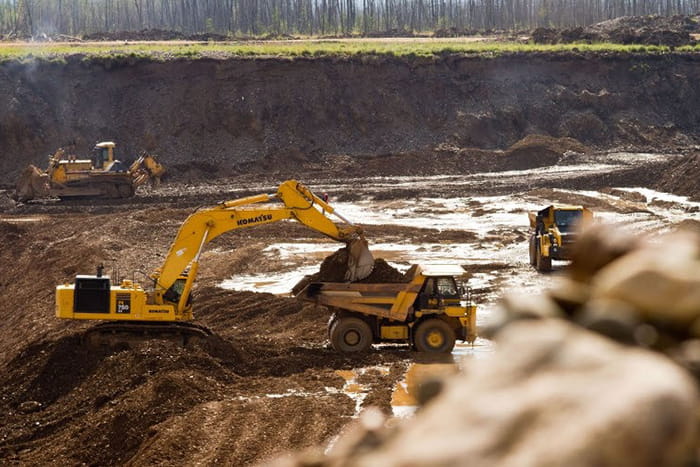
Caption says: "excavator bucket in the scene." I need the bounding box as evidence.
[345,237,375,281]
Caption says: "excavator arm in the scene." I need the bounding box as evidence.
[152,180,373,308]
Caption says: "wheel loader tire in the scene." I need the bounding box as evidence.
[413,319,455,353]
[536,244,552,272]
[330,316,373,353]
[528,235,537,266]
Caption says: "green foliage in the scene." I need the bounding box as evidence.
[0,40,689,63]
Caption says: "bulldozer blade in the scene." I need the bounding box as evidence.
[345,238,375,281]
[15,165,49,202]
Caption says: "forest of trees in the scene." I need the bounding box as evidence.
[0,0,698,38]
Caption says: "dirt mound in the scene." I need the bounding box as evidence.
[0,284,407,465]
[534,14,698,45]
[525,188,649,214]
[503,135,589,170]
[655,153,700,201]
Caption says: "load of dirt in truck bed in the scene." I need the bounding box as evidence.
[291,248,408,295]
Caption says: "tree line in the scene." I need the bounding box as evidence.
[1,0,698,38]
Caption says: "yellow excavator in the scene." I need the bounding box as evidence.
[15,141,165,201]
[55,180,375,343]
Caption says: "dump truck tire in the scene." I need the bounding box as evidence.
[413,319,455,353]
[327,313,339,341]
[536,244,552,272]
[529,235,537,266]
[330,316,373,352]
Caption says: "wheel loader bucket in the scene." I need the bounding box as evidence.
[345,237,375,281]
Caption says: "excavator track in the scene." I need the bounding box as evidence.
[83,321,213,349]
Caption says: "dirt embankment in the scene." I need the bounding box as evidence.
[655,152,700,201]
[1,53,699,186]
[533,14,700,46]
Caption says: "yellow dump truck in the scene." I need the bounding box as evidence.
[528,204,593,271]
[296,264,477,353]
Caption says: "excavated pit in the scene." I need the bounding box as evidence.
[1,47,700,466]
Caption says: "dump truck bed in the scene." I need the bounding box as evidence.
[298,281,421,321]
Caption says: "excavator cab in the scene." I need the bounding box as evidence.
[163,276,191,307]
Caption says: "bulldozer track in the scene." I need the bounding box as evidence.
[83,321,213,349]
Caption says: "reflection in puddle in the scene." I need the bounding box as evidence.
[391,338,495,418]
[391,355,458,418]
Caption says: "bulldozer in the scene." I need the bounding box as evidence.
[55,180,375,345]
[528,204,593,271]
[15,141,165,202]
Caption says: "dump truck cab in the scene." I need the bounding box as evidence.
[528,204,593,272]
[297,264,477,353]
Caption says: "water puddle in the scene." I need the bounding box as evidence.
[0,216,47,223]
[335,367,391,418]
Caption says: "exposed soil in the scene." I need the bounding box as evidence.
[655,152,700,201]
[2,40,700,466]
[533,14,700,45]
[1,51,700,188]
[1,144,699,464]
[0,213,409,465]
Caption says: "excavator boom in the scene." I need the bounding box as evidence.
[153,180,373,296]
[56,180,374,326]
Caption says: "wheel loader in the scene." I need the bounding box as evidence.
[528,205,593,272]
[55,180,375,345]
[15,141,165,201]
[295,264,478,353]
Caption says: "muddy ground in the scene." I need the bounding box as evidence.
[0,140,698,464]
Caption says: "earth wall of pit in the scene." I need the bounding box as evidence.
[1,53,699,183]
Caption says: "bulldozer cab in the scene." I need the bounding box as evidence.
[92,142,116,169]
